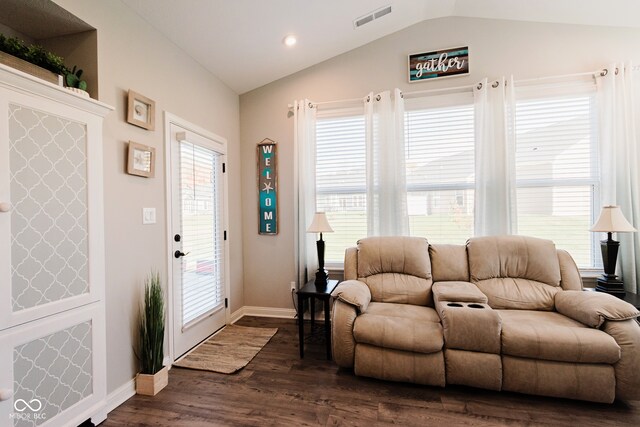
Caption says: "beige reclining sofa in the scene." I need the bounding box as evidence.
[332,235,640,403]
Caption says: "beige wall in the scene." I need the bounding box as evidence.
[53,0,243,394]
[239,16,640,309]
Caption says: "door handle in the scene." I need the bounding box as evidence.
[0,202,10,213]
[0,388,12,401]
[174,250,190,259]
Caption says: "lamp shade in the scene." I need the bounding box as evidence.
[590,206,637,233]
[307,212,334,233]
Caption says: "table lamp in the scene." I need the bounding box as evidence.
[307,212,334,287]
[590,205,637,297]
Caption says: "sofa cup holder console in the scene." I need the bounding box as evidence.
[446,302,486,309]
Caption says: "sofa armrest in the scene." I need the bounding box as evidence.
[432,281,488,305]
[557,249,583,291]
[602,319,640,400]
[333,280,371,313]
[555,290,640,328]
[331,299,358,368]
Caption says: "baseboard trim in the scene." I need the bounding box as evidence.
[230,306,246,324]
[105,378,136,415]
[231,306,296,323]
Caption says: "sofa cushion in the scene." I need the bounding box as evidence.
[467,236,562,310]
[498,310,621,364]
[429,244,469,282]
[353,302,442,354]
[361,273,432,306]
[474,278,560,310]
[357,236,431,279]
[432,281,488,304]
[357,236,433,305]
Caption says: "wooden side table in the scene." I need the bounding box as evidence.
[297,279,339,360]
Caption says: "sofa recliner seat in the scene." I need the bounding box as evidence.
[332,235,640,403]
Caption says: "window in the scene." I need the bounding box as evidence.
[514,89,601,268]
[316,109,366,263]
[404,94,475,244]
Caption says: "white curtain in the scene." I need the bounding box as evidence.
[596,63,640,293]
[473,76,516,236]
[293,100,318,286]
[364,89,409,236]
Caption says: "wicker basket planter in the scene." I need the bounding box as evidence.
[0,51,63,86]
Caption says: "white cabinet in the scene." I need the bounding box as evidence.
[0,64,112,427]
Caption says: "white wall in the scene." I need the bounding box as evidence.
[239,16,640,310]
[53,0,243,394]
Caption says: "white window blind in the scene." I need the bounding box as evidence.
[316,109,366,263]
[179,142,224,327]
[514,89,600,268]
[404,95,475,244]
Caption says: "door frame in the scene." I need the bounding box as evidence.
[163,112,231,363]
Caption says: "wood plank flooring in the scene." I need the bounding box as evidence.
[103,316,640,426]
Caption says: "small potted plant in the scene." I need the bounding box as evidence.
[135,272,168,396]
[65,65,89,97]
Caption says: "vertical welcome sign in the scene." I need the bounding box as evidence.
[257,138,278,234]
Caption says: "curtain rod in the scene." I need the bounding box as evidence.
[402,83,475,98]
[287,97,363,109]
[288,65,640,109]
[515,70,602,85]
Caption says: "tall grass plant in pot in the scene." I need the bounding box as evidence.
[136,272,168,396]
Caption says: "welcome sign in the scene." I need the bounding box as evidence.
[408,46,469,82]
[257,139,277,234]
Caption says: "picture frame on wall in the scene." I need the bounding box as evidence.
[127,141,156,178]
[127,90,156,130]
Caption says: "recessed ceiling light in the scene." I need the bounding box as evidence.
[283,34,297,47]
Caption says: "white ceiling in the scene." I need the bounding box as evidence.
[121,0,640,94]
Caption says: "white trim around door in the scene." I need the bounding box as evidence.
[164,112,231,363]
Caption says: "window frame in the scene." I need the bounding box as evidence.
[513,84,602,269]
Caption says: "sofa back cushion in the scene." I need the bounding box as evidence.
[467,235,561,310]
[357,236,432,306]
[429,244,469,282]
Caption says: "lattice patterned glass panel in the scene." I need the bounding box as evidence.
[13,321,93,427]
[9,104,89,311]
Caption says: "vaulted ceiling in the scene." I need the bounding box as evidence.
[121,0,640,94]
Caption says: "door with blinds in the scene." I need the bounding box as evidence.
[169,121,228,359]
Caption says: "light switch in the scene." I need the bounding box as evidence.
[143,208,156,224]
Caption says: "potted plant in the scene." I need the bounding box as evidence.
[135,272,168,396]
[0,34,67,85]
[65,65,89,97]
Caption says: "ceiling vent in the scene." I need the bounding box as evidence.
[354,5,392,28]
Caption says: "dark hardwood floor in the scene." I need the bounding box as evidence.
[103,316,640,426]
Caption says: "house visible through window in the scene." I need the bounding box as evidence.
[513,89,601,268]
[404,94,475,244]
[313,85,601,270]
[316,108,366,263]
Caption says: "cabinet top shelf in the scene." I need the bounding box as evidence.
[0,63,113,117]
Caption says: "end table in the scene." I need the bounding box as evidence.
[297,279,339,360]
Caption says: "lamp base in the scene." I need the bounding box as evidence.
[595,275,626,299]
[314,269,329,288]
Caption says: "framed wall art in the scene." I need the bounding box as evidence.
[127,141,156,178]
[127,90,156,130]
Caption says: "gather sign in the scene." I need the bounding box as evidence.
[408,46,469,82]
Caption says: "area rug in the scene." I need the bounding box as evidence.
[174,324,278,374]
